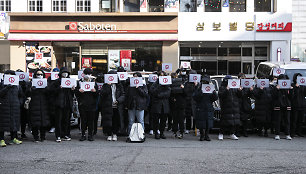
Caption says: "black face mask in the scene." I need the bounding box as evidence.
[96,77,103,83]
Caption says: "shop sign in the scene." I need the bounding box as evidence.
[256,22,292,32]
[82,58,92,68]
[26,45,52,73]
[108,50,120,71]
[69,22,117,31]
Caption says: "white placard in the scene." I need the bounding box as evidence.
[202,84,215,93]
[228,79,240,88]
[121,59,131,71]
[159,76,172,85]
[0,73,3,81]
[61,78,77,88]
[97,83,103,90]
[78,70,85,79]
[256,79,270,88]
[130,77,144,87]
[189,74,201,83]
[80,82,95,92]
[181,61,191,69]
[297,77,306,86]
[117,72,128,81]
[241,79,254,88]
[162,63,172,72]
[278,80,291,89]
[4,75,19,86]
[32,78,47,88]
[15,72,29,82]
[51,72,59,80]
[104,74,118,84]
[273,68,285,76]
[149,74,158,82]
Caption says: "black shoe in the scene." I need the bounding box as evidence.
[160,134,166,139]
[88,135,94,141]
[79,135,86,141]
[177,133,183,139]
[155,134,160,139]
[236,132,241,137]
[200,134,205,141]
[204,136,211,141]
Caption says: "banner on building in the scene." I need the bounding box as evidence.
[108,50,120,71]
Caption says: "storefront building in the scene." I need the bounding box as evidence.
[178,0,292,76]
[8,12,178,74]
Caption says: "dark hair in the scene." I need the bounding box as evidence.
[83,68,93,75]
[133,72,142,77]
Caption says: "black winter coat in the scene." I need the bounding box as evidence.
[193,85,218,129]
[100,83,125,128]
[150,81,171,114]
[0,84,21,132]
[76,79,98,111]
[272,87,292,109]
[253,86,273,123]
[170,78,187,108]
[126,85,148,110]
[49,78,74,110]
[239,88,253,121]
[291,84,306,110]
[28,87,50,127]
[219,87,242,127]
[185,82,196,116]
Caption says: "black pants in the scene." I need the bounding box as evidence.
[167,114,172,130]
[94,110,101,135]
[49,103,56,129]
[273,109,290,135]
[149,110,154,130]
[0,131,17,140]
[172,107,185,134]
[153,112,167,135]
[291,109,304,135]
[20,107,28,134]
[55,108,71,138]
[32,127,46,140]
[80,110,95,136]
[257,121,269,132]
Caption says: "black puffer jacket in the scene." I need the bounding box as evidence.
[253,85,273,123]
[239,88,253,120]
[219,80,242,127]
[193,84,218,129]
[150,81,171,114]
[76,79,98,111]
[28,70,50,127]
[126,85,148,110]
[291,73,306,110]
[0,71,22,132]
[170,78,187,108]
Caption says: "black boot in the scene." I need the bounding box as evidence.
[80,135,86,141]
[200,129,204,141]
[160,132,166,139]
[155,133,160,139]
[88,135,94,141]
[204,129,211,141]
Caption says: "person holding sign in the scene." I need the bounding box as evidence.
[126,72,148,137]
[76,68,97,141]
[47,68,60,134]
[150,71,171,139]
[147,72,159,135]
[0,70,23,147]
[253,76,273,137]
[100,70,125,141]
[184,70,197,134]
[218,75,242,140]
[290,73,306,137]
[49,67,75,142]
[27,69,50,142]
[272,74,292,140]
[193,75,218,141]
[94,72,104,135]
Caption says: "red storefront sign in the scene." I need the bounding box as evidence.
[256,22,292,32]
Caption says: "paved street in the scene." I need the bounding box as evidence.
[1,129,306,174]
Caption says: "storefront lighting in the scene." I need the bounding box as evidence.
[93,59,107,63]
[131,59,136,63]
[156,60,161,64]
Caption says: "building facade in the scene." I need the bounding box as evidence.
[3,0,292,76]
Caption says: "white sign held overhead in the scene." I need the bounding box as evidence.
[97,83,103,90]
[78,70,85,79]
[273,68,285,77]
[149,74,158,83]
[51,72,59,80]
[130,77,143,87]
[241,79,254,88]
[32,78,47,88]
[228,79,240,88]
[181,61,190,69]
[15,72,29,82]
[104,74,118,84]
[61,78,76,88]
[159,76,172,85]
[297,77,306,86]
[278,80,291,89]
[256,79,270,88]
[4,75,19,86]
[202,84,215,93]
[117,72,128,81]
[80,82,95,92]
[189,74,201,83]
[162,63,172,72]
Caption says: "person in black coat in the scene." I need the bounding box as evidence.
[193,75,218,141]
[117,66,129,135]
[28,69,50,142]
[237,73,253,137]
[253,76,273,137]
[170,71,186,139]
[94,72,104,135]
[218,75,242,140]
[126,72,148,135]
[150,71,171,139]
[0,70,23,146]
[100,70,125,141]
[76,68,97,141]
[147,71,158,135]
[272,74,292,140]
[49,67,75,142]
[184,69,196,134]
[290,73,306,137]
